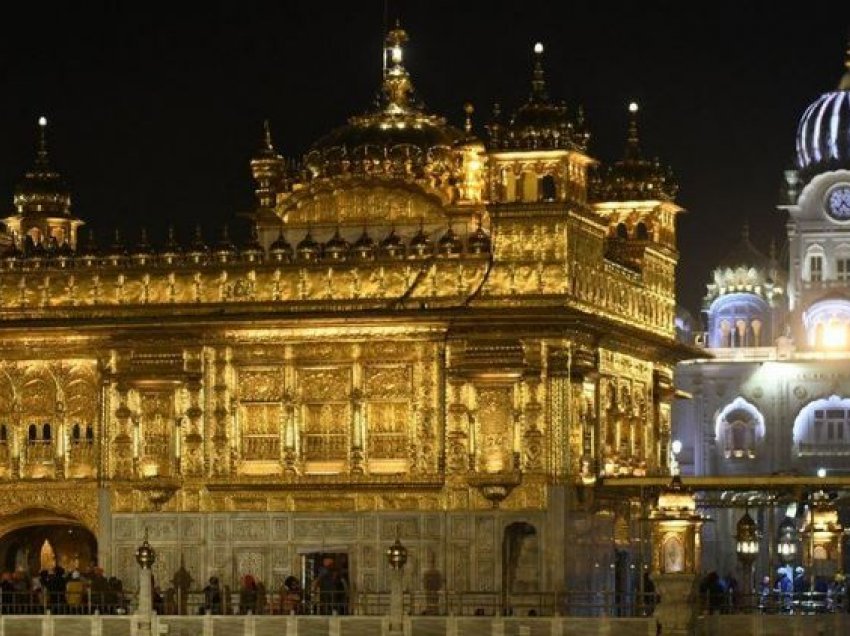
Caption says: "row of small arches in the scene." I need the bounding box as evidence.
[0,423,93,443]
[613,222,650,241]
[3,224,494,269]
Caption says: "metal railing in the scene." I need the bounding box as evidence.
[0,589,658,618]
[0,591,132,615]
[698,590,848,616]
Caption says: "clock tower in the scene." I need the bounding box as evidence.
[780,42,850,349]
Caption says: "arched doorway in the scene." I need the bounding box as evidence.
[0,510,96,576]
[501,522,539,613]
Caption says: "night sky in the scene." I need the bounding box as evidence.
[1,1,849,316]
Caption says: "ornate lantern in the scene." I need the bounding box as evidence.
[735,510,759,594]
[777,516,798,563]
[802,491,844,577]
[650,476,704,575]
[648,476,705,636]
[735,511,759,563]
[135,530,156,569]
[386,537,408,570]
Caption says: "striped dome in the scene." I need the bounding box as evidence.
[796,90,850,175]
[796,52,850,177]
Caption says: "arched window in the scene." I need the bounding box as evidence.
[835,243,850,282]
[804,298,850,349]
[793,395,850,455]
[538,175,557,202]
[707,293,770,348]
[28,424,37,442]
[42,423,51,441]
[85,425,94,441]
[72,423,81,441]
[0,425,6,443]
[804,245,825,282]
[616,223,628,239]
[715,397,765,459]
[635,222,649,240]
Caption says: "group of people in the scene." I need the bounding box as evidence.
[195,564,344,616]
[699,566,849,614]
[758,567,847,613]
[0,566,126,614]
[197,575,273,615]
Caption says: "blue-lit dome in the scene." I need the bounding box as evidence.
[795,53,850,177]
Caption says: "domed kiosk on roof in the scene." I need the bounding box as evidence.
[702,224,786,349]
[3,117,84,251]
[252,22,486,252]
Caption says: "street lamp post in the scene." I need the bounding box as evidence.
[735,511,759,606]
[134,530,156,636]
[649,476,704,636]
[386,533,408,634]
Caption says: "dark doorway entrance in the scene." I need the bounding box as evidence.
[501,522,539,614]
[0,524,97,576]
[301,551,349,615]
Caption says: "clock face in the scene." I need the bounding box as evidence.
[827,185,850,221]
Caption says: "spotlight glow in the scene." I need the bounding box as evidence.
[823,321,847,348]
[629,101,639,113]
[533,42,544,54]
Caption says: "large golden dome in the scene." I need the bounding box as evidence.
[304,24,465,181]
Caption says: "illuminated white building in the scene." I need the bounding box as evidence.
[673,47,850,577]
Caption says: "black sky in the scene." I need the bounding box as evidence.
[0,1,849,316]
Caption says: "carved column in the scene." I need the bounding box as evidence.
[55,399,66,479]
[282,390,297,474]
[183,379,203,477]
[350,388,365,475]
[10,400,21,479]
[113,385,133,478]
[211,352,231,476]
[653,368,675,474]
[522,380,544,473]
[445,382,471,475]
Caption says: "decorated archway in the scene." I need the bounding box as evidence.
[0,508,97,576]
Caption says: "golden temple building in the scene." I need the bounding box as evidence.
[0,25,691,602]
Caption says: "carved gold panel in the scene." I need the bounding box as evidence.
[366,402,408,460]
[138,391,174,476]
[298,367,351,402]
[303,403,349,461]
[237,368,284,401]
[240,403,282,461]
[476,386,513,472]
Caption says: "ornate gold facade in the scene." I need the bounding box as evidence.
[0,27,689,594]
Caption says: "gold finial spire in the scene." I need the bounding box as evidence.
[383,21,413,111]
[625,101,641,160]
[464,102,474,134]
[531,42,548,102]
[840,32,850,90]
[263,119,274,152]
[35,116,51,169]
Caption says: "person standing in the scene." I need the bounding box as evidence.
[312,557,336,615]
[202,577,222,615]
[774,568,793,613]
